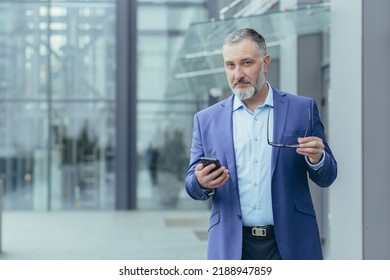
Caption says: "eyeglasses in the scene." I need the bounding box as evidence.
[267,106,311,148]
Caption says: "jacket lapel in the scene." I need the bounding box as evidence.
[218,95,238,188]
[271,88,288,177]
[218,90,289,187]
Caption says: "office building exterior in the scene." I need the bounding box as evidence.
[0,0,389,259]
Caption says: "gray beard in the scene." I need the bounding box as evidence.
[233,85,256,100]
[232,73,266,101]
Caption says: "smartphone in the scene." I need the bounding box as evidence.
[200,157,221,173]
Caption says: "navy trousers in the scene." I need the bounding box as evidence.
[241,227,282,260]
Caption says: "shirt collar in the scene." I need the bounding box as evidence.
[233,82,274,111]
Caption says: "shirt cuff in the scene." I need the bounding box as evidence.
[200,186,215,196]
[306,151,325,171]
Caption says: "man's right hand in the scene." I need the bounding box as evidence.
[195,162,230,190]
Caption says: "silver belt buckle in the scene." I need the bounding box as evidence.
[252,227,267,237]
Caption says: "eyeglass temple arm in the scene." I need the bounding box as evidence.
[305,106,312,137]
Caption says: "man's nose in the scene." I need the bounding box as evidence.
[234,67,245,80]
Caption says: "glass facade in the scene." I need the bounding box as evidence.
[0,0,116,210]
[0,0,330,212]
[139,4,330,210]
[136,0,209,210]
[168,4,330,102]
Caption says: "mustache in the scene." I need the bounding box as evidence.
[233,77,252,87]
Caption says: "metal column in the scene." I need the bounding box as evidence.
[115,0,138,209]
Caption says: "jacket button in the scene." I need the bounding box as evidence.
[237,214,242,220]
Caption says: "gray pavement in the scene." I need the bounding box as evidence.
[0,210,210,260]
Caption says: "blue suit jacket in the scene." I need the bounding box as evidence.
[185,87,337,260]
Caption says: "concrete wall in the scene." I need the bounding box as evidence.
[328,0,363,259]
[328,0,390,260]
[362,0,390,260]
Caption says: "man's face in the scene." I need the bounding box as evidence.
[223,39,270,100]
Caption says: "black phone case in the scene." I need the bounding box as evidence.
[200,157,221,173]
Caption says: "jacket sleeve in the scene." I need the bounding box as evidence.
[306,100,338,187]
[185,114,213,200]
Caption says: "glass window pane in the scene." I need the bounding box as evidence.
[0,0,116,211]
[137,1,209,210]
[50,102,115,210]
[48,2,116,100]
[0,102,48,210]
[0,2,49,99]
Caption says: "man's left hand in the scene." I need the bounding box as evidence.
[296,137,324,164]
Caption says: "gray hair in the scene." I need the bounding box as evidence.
[223,28,267,54]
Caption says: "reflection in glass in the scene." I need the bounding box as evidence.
[51,102,115,210]
[0,1,116,210]
[137,1,209,210]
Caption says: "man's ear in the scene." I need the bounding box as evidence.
[264,54,271,74]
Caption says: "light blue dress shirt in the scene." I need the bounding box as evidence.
[233,85,274,227]
[232,84,325,226]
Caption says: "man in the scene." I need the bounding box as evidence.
[146,143,159,186]
[185,28,337,260]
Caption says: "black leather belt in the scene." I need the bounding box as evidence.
[243,225,275,238]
